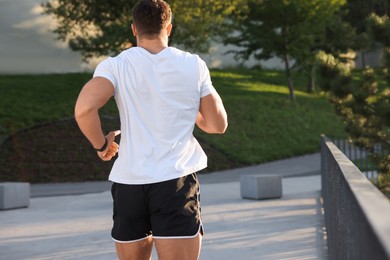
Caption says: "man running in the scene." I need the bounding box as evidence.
[74,0,228,259]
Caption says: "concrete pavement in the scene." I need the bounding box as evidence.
[0,153,327,260]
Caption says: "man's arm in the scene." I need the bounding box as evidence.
[196,92,228,134]
[74,77,120,161]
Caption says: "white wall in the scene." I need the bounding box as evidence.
[0,0,88,74]
[199,42,286,70]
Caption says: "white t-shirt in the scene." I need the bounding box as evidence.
[93,47,216,184]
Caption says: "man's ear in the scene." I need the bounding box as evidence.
[131,24,137,37]
[166,23,173,36]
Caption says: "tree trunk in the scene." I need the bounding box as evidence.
[283,53,296,101]
[307,65,315,93]
[361,50,366,68]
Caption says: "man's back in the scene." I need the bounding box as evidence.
[94,47,216,184]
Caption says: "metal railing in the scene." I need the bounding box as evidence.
[330,138,381,180]
[321,135,390,260]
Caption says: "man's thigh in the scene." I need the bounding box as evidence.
[115,236,154,260]
[154,233,202,260]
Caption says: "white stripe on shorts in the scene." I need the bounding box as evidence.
[112,234,153,244]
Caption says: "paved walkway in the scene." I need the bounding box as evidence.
[0,153,327,260]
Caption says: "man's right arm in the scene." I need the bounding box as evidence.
[196,92,228,134]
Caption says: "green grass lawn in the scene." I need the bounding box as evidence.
[197,69,346,166]
[0,73,91,140]
[0,69,347,182]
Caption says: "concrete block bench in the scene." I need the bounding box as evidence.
[0,182,30,210]
[240,174,282,200]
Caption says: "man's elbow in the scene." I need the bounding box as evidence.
[217,110,228,134]
[197,112,228,134]
[213,120,228,134]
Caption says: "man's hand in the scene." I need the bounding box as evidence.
[98,130,121,161]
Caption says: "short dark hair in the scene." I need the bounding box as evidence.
[132,0,172,37]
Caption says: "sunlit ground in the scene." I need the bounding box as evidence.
[200,178,327,260]
[0,176,327,260]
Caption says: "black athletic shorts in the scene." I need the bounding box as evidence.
[111,173,203,243]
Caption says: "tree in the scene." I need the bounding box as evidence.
[341,0,390,67]
[41,0,245,61]
[316,14,390,196]
[223,0,346,100]
[295,16,356,93]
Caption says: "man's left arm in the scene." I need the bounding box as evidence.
[74,77,120,161]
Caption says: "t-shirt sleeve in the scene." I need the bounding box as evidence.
[199,59,217,98]
[93,57,117,90]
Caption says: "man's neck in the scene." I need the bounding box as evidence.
[136,36,168,54]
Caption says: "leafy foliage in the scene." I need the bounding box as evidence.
[41,0,245,60]
[316,14,390,195]
[341,0,390,66]
[222,0,346,99]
